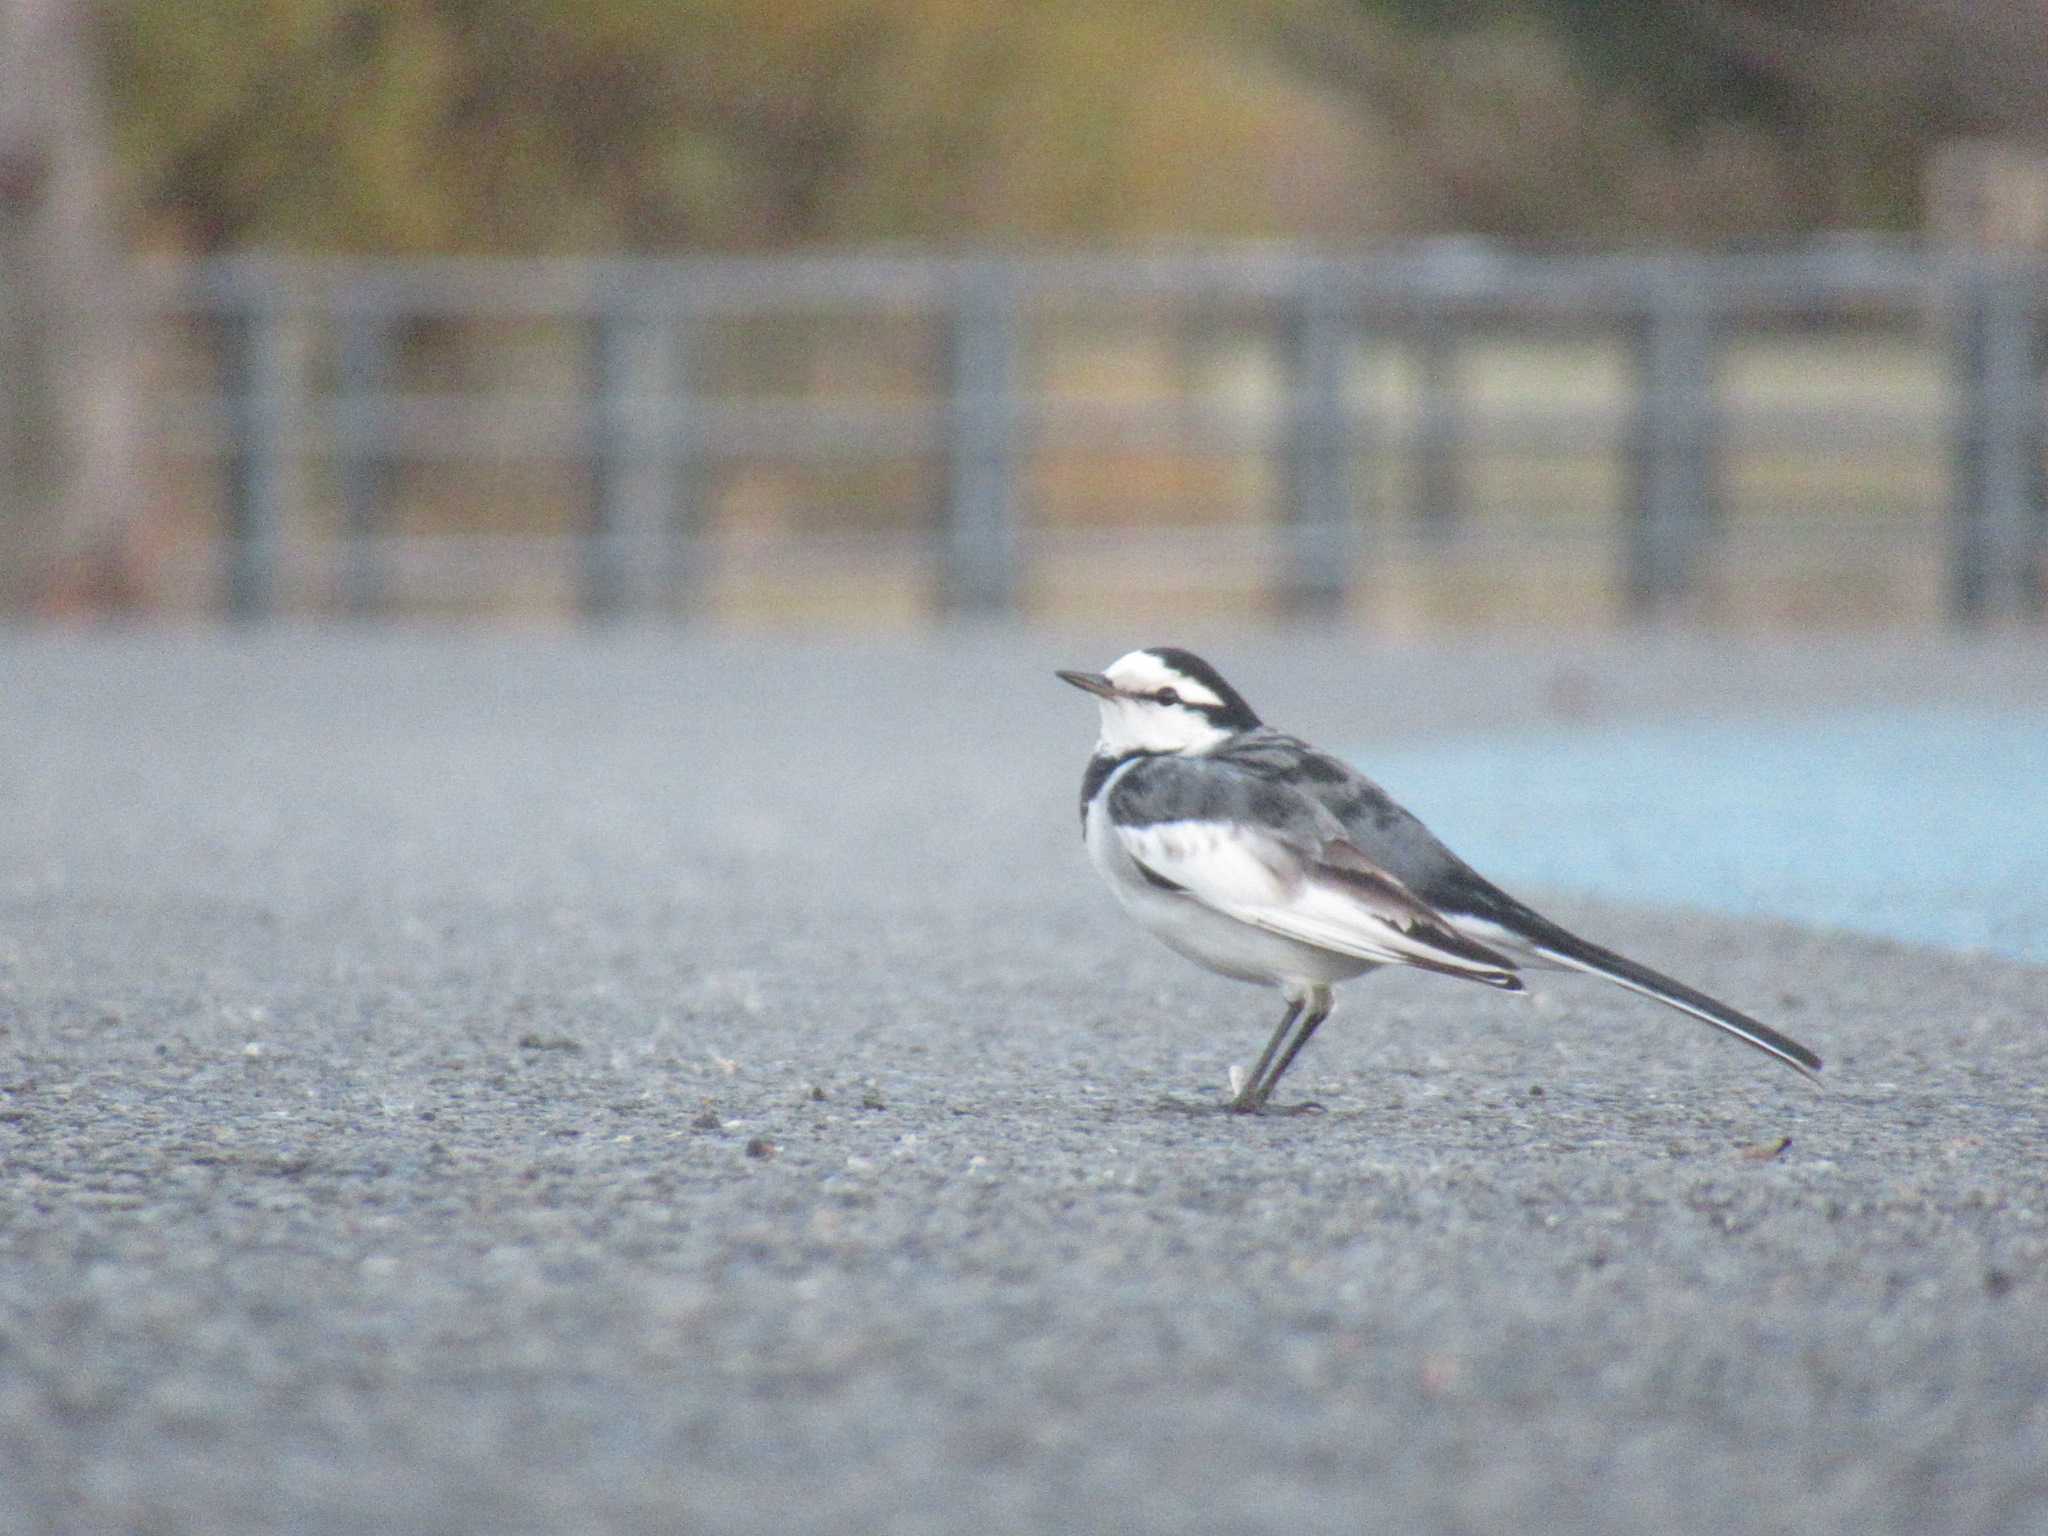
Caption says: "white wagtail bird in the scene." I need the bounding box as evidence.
[1058,647,1822,1113]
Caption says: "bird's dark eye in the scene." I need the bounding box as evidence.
[1156,688,1181,706]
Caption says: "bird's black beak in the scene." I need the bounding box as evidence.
[1056,669,1118,700]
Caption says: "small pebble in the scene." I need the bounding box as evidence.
[1737,1136,1793,1162]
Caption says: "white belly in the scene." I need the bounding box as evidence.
[1084,782,1373,990]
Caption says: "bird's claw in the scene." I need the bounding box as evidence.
[1227,1092,1325,1116]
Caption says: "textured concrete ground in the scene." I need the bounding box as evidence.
[2,628,2044,1535]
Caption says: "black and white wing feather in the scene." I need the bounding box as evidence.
[1227,734,1824,1081]
[1106,758,1525,990]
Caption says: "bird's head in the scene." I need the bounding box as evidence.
[1056,647,1262,756]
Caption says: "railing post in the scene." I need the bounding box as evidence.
[585,276,681,621]
[216,267,288,621]
[1412,321,1461,544]
[1947,258,2044,624]
[336,283,393,616]
[941,259,1022,615]
[1282,260,1355,614]
[1626,258,1716,618]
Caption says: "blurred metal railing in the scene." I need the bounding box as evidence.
[133,242,2048,623]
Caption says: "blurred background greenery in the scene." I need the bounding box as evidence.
[104,0,2040,252]
[5,0,2047,623]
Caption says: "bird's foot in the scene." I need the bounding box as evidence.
[1227,1092,1325,1116]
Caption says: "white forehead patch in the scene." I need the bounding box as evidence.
[1103,650,1224,708]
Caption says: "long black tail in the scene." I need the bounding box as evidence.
[1521,918,1823,1082]
[1440,870,1824,1081]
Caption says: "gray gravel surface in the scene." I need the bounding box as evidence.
[2,628,2045,1535]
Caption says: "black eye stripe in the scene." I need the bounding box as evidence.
[1135,649,1263,732]
[1156,687,1181,706]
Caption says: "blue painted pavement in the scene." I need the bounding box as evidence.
[1363,708,2048,965]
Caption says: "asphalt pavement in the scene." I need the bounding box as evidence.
[2,627,2045,1535]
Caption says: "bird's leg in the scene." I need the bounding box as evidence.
[1230,997,1304,1113]
[1248,988,1334,1111]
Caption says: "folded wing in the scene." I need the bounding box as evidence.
[1113,811,1525,991]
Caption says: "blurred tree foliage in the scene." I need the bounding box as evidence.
[109,0,1440,250]
[1373,0,2048,229]
[105,0,2047,253]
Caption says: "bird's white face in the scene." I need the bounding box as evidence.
[1061,649,1239,756]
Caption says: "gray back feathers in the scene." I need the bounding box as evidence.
[1107,730,1504,916]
